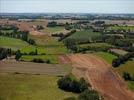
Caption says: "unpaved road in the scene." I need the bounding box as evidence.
[67,54,134,100]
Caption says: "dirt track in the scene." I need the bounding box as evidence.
[68,54,134,100]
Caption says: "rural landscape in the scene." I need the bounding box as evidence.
[0,0,134,100]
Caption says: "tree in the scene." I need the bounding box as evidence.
[28,39,36,45]
[78,89,100,100]
[123,72,131,81]
[15,50,22,60]
[47,21,57,27]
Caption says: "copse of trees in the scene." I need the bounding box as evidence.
[47,21,57,27]
[112,52,134,67]
[57,76,89,93]
[63,38,78,52]
[58,75,101,100]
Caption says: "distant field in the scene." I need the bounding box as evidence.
[94,52,117,64]
[28,35,68,54]
[0,36,29,50]
[66,29,101,42]
[80,43,113,49]
[110,49,128,56]
[0,73,77,100]
[116,61,134,76]
[108,26,134,31]
[42,26,65,34]
[20,55,58,64]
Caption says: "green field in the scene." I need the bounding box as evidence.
[0,36,29,51]
[0,73,77,100]
[79,43,113,49]
[108,26,134,31]
[116,61,134,77]
[28,35,68,54]
[127,81,134,91]
[20,55,58,64]
[66,29,101,42]
[43,26,65,33]
[94,52,117,64]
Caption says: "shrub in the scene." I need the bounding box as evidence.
[123,72,132,81]
[15,50,22,60]
[78,89,100,100]
[32,58,44,63]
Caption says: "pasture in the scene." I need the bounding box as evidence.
[20,55,58,64]
[79,43,113,50]
[65,29,101,42]
[108,26,134,31]
[42,26,65,34]
[0,36,29,51]
[127,81,134,91]
[94,52,117,64]
[116,61,134,76]
[0,73,77,100]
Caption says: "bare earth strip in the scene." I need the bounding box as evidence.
[0,61,67,76]
[67,54,134,100]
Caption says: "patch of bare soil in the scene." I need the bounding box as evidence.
[59,55,71,64]
[68,54,134,100]
[29,31,47,35]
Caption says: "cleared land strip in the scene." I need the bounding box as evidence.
[0,61,67,76]
[68,54,134,100]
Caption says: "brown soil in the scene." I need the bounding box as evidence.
[67,54,134,100]
[29,31,47,35]
[59,55,71,64]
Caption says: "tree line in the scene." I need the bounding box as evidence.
[112,52,134,67]
[0,25,36,45]
[0,48,12,60]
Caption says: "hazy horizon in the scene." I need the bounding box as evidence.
[0,0,134,14]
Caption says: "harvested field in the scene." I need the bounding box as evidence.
[110,49,128,56]
[68,54,134,100]
[0,60,70,76]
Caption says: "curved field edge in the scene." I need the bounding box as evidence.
[94,52,134,92]
[0,73,77,100]
[93,51,117,64]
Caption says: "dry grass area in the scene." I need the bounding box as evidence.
[67,54,134,100]
[0,60,72,76]
[110,49,128,56]
[0,19,47,31]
